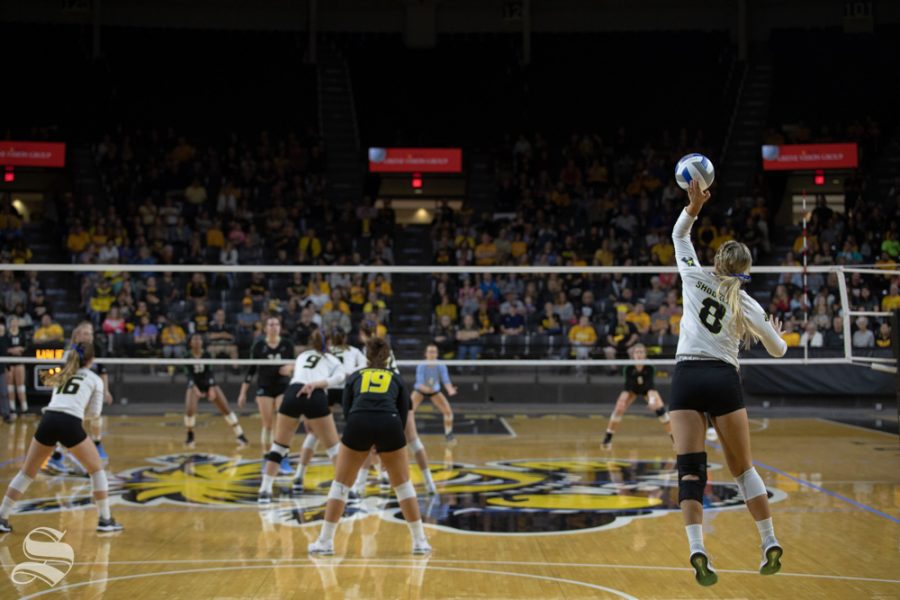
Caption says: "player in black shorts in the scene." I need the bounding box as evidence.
[237,317,294,472]
[184,334,249,449]
[601,344,673,450]
[308,336,431,556]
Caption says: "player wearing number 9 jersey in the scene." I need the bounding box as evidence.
[258,330,345,504]
[670,180,787,587]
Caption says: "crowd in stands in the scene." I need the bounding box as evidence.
[16,129,398,360]
[426,128,896,359]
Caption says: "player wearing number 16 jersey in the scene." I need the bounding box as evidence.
[670,180,787,587]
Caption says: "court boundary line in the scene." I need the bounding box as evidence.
[498,417,517,438]
[751,457,900,525]
[816,417,899,438]
[16,563,639,600]
[27,557,900,586]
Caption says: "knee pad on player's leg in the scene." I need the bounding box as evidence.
[655,406,670,423]
[10,472,33,494]
[184,415,196,428]
[265,443,290,465]
[325,443,340,459]
[394,480,416,502]
[327,481,350,502]
[735,467,767,500]
[409,438,424,453]
[302,434,318,451]
[676,452,707,504]
[90,471,109,494]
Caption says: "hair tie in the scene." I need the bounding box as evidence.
[74,344,85,360]
[731,273,752,283]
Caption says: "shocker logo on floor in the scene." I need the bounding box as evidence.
[13,454,785,536]
[10,527,74,587]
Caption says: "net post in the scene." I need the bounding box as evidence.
[835,266,853,362]
[894,310,899,439]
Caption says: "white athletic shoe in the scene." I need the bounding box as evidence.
[689,549,718,586]
[759,540,783,575]
[412,539,432,555]
[705,427,718,442]
[308,538,334,556]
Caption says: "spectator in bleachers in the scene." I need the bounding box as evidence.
[537,302,563,335]
[102,307,126,336]
[33,314,64,343]
[875,322,892,349]
[568,314,598,361]
[207,309,237,360]
[66,221,91,262]
[235,297,259,352]
[604,309,638,361]
[432,314,457,358]
[500,305,526,336]
[456,313,482,361]
[3,280,27,314]
[882,284,900,312]
[852,317,875,348]
[435,293,458,324]
[322,302,351,335]
[161,318,187,359]
[626,302,651,335]
[186,273,209,304]
[133,314,160,357]
[800,322,823,348]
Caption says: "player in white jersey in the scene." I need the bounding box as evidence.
[293,329,366,490]
[670,180,787,586]
[0,342,123,533]
[258,329,345,504]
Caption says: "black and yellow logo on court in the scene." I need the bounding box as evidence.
[13,454,785,535]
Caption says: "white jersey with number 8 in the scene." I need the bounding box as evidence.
[290,350,346,387]
[673,209,787,368]
[45,367,105,420]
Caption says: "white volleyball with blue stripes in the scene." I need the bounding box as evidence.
[675,153,715,191]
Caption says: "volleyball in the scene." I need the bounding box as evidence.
[675,153,715,191]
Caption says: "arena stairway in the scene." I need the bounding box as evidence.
[390,225,433,359]
[317,44,363,205]
[717,60,773,204]
[25,223,83,333]
[870,126,900,206]
[467,149,498,216]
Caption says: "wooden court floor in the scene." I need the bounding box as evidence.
[0,412,898,599]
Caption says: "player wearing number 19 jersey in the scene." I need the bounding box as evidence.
[670,180,787,587]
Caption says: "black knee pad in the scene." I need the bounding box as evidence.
[265,450,286,464]
[655,406,667,418]
[676,452,707,504]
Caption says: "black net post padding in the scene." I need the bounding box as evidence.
[894,310,900,440]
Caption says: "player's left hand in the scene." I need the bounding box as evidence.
[687,180,711,211]
[298,383,316,397]
[104,391,114,405]
[771,315,784,335]
[446,384,458,397]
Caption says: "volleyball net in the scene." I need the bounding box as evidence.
[0,263,895,406]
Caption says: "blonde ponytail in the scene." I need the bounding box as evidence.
[714,240,758,348]
[50,342,93,388]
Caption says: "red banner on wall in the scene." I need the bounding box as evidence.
[761,143,857,171]
[0,141,66,168]
[368,147,462,173]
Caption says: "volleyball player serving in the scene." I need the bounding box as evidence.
[670,179,787,586]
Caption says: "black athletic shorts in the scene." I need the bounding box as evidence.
[327,388,343,406]
[256,382,288,399]
[342,411,406,453]
[624,384,652,396]
[279,385,330,420]
[188,378,215,394]
[34,410,88,449]
[670,360,744,417]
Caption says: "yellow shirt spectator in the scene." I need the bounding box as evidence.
[323,299,351,315]
[206,227,225,248]
[651,242,674,266]
[568,324,597,345]
[474,242,498,266]
[435,303,458,323]
[669,313,682,335]
[67,230,91,253]
[882,294,900,312]
[781,331,801,347]
[511,240,528,258]
[34,322,64,342]
[368,280,393,297]
[594,248,614,267]
[161,324,187,345]
[299,235,322,258]
[710,231,734,252]
[626,310,651,333]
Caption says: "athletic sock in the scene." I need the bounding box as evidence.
[296,463,308,481]
[421,468,435,489]
[260,474,275,494]
[407,519,426,542]
[96,498,111,520]
[756,517,775,545]
[0,496,15,519]
[319,520,337,543]
[354,468,368,490]
[444,423,452,436]
[685,524,705,554]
